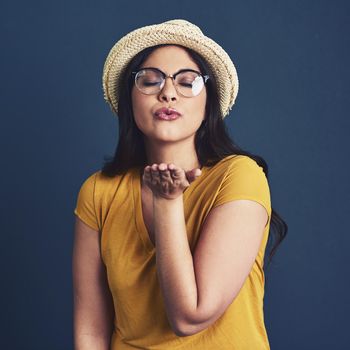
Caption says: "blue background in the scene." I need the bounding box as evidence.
[1,0,349,348]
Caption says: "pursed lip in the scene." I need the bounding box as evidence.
[154,107,182,117]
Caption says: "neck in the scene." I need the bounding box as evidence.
[142,137,201,172]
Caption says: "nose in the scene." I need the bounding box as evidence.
[158,76,178,103]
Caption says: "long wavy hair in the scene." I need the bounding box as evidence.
[101,44,288,275]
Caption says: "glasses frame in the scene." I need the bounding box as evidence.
[131,67,210,97]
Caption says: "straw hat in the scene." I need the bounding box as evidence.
[102,19,239,118]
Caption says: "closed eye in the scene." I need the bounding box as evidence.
[142,81,161,86]
[179,82,193,87]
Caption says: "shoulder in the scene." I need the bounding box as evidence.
[93,168,135,189]
[90,168,138,207]
[211,154,271,211]
[76,171,99,194]
[203,154,264,185]
[212,154,264,176]
[74,168,134,231]
[78,167,137,196]
[76,169,120,198]
[223,154,261,167]
[222,154,269,187]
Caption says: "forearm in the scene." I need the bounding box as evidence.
[73,305,113,350]
[74,334,111,350]
[153,195,198,332]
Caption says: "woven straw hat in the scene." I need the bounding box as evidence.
[102,19,239,118]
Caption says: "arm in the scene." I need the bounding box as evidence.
[72,217,115,349]
[153,196,268,337]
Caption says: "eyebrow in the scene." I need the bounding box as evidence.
[139,67,202,76]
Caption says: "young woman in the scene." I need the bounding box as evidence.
[72,19,288,350]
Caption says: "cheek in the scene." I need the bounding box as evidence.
[131,90,148,119]
[132,87,155,107]
[193,90,207,116]
[131,88,142,111]
[131,90,154,132]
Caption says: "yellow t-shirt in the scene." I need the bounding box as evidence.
[74,154,272,349]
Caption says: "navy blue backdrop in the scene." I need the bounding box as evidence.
[1,0,349,348]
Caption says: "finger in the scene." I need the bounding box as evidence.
[161,181,169,193]
[151,163,160,184]
[185,171,194,183]
[187,168,202,182]
[159,163,171,180]
[158,163,167,171]
[194,168,202,177]
[144,166,152,181]
[169,164,182,178]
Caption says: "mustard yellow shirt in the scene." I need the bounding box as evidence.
[74,154,272,349]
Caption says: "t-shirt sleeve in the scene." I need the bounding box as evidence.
[73,172,100,231]
[212,156,271,224]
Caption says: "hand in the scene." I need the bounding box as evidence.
[142,163,202,200]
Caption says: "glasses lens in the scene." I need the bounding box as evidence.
[175,71,204,97]
[135,69,163,94]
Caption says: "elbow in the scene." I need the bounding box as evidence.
[169,318,192,337]
[168,314,201,337]
[173,327,191,337]
[172,323,199,337]
[171,308,215,337]
[172,296,236,337]
[172,320,209,337]
[176,300,232,337]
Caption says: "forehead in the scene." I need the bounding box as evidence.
[140,45,200,72]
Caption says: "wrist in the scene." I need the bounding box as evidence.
[153,193,183,204]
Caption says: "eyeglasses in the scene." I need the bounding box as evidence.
[131,67,209,97]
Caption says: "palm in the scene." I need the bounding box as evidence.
[143,163,202,200]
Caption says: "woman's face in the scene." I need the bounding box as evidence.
[131,45,207,143]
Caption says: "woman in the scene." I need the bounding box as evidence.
[73,19,288,349]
